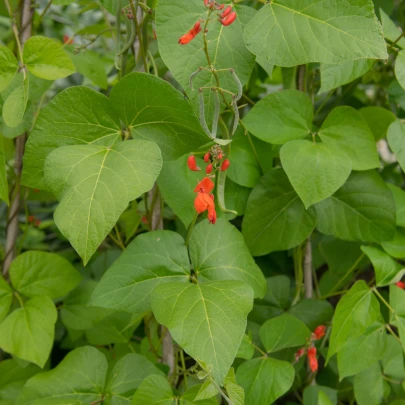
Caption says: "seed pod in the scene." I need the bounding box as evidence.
[206,163,213,174]
[199,89,212,137]
[220,159,230,171]
[230,69,243,101]
[231,97,239,136]
[211,89,220,138]
[220,11,237,26]
[220,5,232,18]
[204,153,211,163]
[189,67,202,91]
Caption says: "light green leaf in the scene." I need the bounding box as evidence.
[109,72,210,160]
[281,140,351,208]
[354,363,384,405]
[236,334,254,360]
[390,285,405,318]
[327,281,380,361]
[381,335,405,381]
[303,386,337,405]
[189,218,266,298]
[0,134,9,205]
[359,106,396,141]
[337,324,387,378]
[242,168,316,256]
[0,296,57,368]
[236,357,294,405]
[380,8,405,49]
[181,385,217,405]
[0,277,12,323]
[259,313,311,353]
[151,281,254,383]
[224,368,244,405]
[388,120,405,172]
[319,106,379,170]
[388,184,405,227]
[156,0,254,121]
[396,51,405,91]
[381,229,405,259]
[44,141,162,264]
[91,231,189,315]
[194,380,218,401]
[2,74,28,128]
[315,171,396,243]
[244,0,387,67]
[361,246,405,286]
[0,45,18,92]
[22,86,121,189]
[16,346,107,405]
[319,60,374,94]
[9,251,82,298]
[243,90,313,144]
[23,36,75,80]
[131,375,174,405]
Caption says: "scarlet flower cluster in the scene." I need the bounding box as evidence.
[28,215,41,227]
[63,35,74,45]
[396,281,405,289]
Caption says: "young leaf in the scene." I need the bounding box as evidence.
[382,229,405,259]
[23,36,75,80]
[44,141,162,264]
[242,168,316,256]
[388,184,405,227]
[244,0,388,67]
[151,280,254,383]
[194,380,218,401]
[9,251,82,298]
[131,375,174,405]
[189,218,266,298]
[243,90,313,144]
[315,171,396,243]
[327,281,380,361]
[181,385,218,405]
[0,45,18,92]
[319,106,379,170]
[235,357,294,405]
[224,368,244,405]
[388,120,405,172]
[0,296,57,368]
[280,140,352,208]
[0,276,12,323]
[259,313,312,353]
[2,73,28,128]
[0,134,9,205]
[91,231,190,316]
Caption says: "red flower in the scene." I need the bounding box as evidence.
[220,11,237,26]
[63,35,74,45]
[187,155,200,171]
[194,177,215,194]
[220,159,230,171]
[220,5,232,18]
[396,281,405,289]
[206,164,213,174]
[207,205,216,224]
[178,21,201,45]
[307,347,316,357]
[28,215,35,223]
[313,325,326,340]
[194,192,214,214]
[204,153,211,163]
[295,348,305,362]
[308,355,318,372]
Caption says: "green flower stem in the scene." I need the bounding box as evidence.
[185,212,198,247]
[373,287,395,314]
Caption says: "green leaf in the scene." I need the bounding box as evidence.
[288,299,334,331]
[388,120,405,172]
[243,90,313,144]
[155,0,254,121]
[2,74,28,128]
[361,246,405,286]
[319,60,374,94]
[390,285,405,318]
[280,140,352,208]
[44,141,162,264]
[131,375,174,405]
[194,380,218,401]
[181,385,217,405]
[381,335,405,381]
[315,171,396,243]
[244,0,387,67]
[224,368,244,405]
[354,363,384,405]
[9,251,82,298]
[23,36,75,80]
[259,313,311,353]
[109,72,210,160]
[0,45,18,92]
[236,357,294,405]
[0,296,57,367]
[303,386,337,405]
[151,281,253,383]
[337,323,387,379]
[396,316,405,354]
[189,218,266,298]
[91,231,189,315]
[382,229,405,259]
[0,134,9,205]
[242,168,316,256]
[236,334,254,360]
[22,86,121,190]
[327,281,380,361]
[319,106,379,170]
[388,184,405,227]
[359,106,396,141]
[0,277,12,323]
[17,346,107,404]
[380,8,405,49]
[396,51,405,92]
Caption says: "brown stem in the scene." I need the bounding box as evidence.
[303,237,313,299]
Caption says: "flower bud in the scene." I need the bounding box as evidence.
[307,347,317,357]
[396,281,405,289]
[220,5,232,18]
[206,164,213,174]
[220,11,237,26]
[308,356,318,372]
[204,153,211,163]
[187,155,200,171]
[313,325,326,340]
[220,159,230,171]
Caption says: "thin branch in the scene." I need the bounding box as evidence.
[303,237,313,299]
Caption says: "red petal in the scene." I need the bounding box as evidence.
[194,177,215,194]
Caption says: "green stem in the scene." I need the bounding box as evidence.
[252,342,268,357]
[373,287,395,314]
[386,323,401,344]
[180,349,188,390]
[209,376,235,405]
[15,292,24,307]
[185,212,198,247]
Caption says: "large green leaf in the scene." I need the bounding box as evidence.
[0,45,18,92]
[44,141,162,264]
[22,86,122,189]
[388,184,405,227]
[381,229,405,259]
[315,171,396,243]
[23,36,75,80]
[396,51,405,91]
[243,90,313,144]
[361,246,405,286]
[9,251,82,298]
[288,299,334,331]
[151,280,253,383]
[131,375,173,405]
[280,140,351,208]
[0,276,12,323]
[155,0,254,120]
[259,313,311,353]
[353,363,384,405]
[236,357,294,405]
[388,120,405,172]
[244,0,387,67]
[359,106,396,141]
[242,168,316,256]
[327,281,380,361]
[109,72,210,160]
[0,134,8,205]
[380,8,405,49]
[2,74,28,128]
[0,296,57,367]
[91,231,189,316]
[318,106,379,170]
[303,386,337,405]
[189,219,266,298]
[319,60,374,94]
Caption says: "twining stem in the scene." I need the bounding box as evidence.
[303,237,313,299]
[386,324,402,344]
[252,342,268,357]
[185,212,198,247]
[209,376,235,405]
[180,349,188,390]
[129,0,148,72]
[372,287,395,314]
